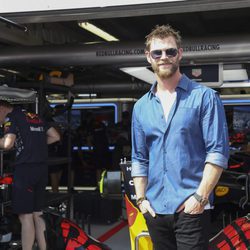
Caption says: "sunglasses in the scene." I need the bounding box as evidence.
[150,48,178,59]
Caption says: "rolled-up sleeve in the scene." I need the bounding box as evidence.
[201,92,229,169]
[131,104,149,177]
[206,152,228,169]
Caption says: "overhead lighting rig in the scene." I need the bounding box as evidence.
[78,22,119,42]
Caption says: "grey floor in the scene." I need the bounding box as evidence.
[90,220,131,250]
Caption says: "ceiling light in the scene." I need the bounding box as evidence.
[78,93,97,98]
[0,68,20,74]
[78,22,119,42]
[120,67,156,84]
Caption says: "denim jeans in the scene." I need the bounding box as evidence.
[143,210,211,250]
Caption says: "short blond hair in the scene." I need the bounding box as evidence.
[145,25,182,51]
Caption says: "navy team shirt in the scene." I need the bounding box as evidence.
[4,107,49,165]
[131,74,229,214]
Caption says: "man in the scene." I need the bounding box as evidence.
[0,100,60,250]
[131,25,229,250]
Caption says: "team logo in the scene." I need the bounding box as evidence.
[26,112,38,119]
[3,119,11,133]
[192,68,202,78]
[215,186,229,197]
[4,121,11,127]
[25,112,43,124]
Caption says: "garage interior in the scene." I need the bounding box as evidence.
[0,1,250,249]
[1,0,250,98]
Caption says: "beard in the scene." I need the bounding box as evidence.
[152,59,179,79]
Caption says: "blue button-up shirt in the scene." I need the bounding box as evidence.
[131,74,229,214]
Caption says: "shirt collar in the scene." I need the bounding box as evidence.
[178,74,189,91]
[148,74,189,99]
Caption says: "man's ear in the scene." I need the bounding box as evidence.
[145,51,151,64]
[178,48,183,61]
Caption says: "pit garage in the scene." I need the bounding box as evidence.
[0,1,250,249]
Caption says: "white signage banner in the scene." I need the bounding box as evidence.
[0,0,185,13]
